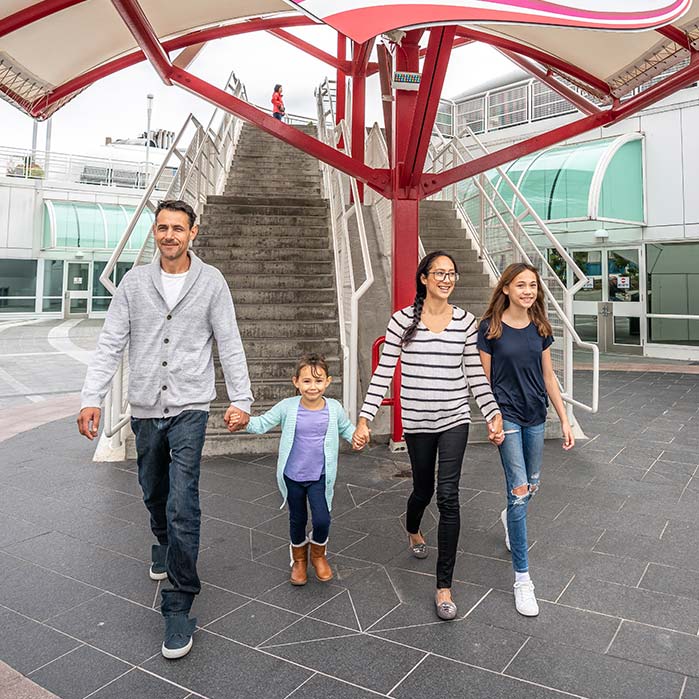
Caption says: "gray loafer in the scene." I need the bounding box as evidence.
[435,594,457,621]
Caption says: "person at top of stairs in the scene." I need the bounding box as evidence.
[77,199,253,660]
[228,353,366,585]
[272,84,285,121]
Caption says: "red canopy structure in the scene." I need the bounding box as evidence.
[3,0,699,440]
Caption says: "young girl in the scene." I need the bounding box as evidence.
[354,251,502,620]
[234,353,360,585]
[477,262,574,617]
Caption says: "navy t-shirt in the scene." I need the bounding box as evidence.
[477,319,553,427]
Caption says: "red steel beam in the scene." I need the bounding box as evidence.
[336,33,347,125]
[267,28,349,72]
[170,67,391,196]
[0,0,86,38]
[30,16,314,118]
[352,39,375,78]
[419,111,611,198]
[401,26,456,188]
[419,35,472,58]
[111,0,172,85]
[498,48,602,116]
[656,25,693,51]
[456,26,612,98]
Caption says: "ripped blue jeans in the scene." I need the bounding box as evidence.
[498,419,545,573]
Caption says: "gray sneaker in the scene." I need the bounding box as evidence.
[150,544,168,581]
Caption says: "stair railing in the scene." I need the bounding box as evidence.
[315,83,373,421]
[425,127,599,416]
[97,71,248,453]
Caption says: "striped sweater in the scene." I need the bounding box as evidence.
[359,305,501,433]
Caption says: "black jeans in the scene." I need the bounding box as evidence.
[131,410,208,617]
[284,474,330,545]
[404,423,469,589]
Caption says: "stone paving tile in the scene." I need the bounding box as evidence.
[88,667,191,699]
[27,645,130,699]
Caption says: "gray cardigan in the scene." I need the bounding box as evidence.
[81,252,253,419]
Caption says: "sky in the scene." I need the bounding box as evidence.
[0,26,514,156]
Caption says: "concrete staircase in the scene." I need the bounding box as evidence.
[419,199,495,440]
[194,124,342,455]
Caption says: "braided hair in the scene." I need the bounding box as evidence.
[401,250,458,346]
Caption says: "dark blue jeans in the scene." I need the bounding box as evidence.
[284,474,330,545]
[131,410,208,617]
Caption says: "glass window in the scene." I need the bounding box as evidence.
[53,202,80,247]
[102,205,130,248]
[74,203,105,249]
[573,250,603,301]
[607,249,640,303]
[115,261,133,286]
[646,242,699,346]
[43,259,64,297]
[124,206,153,250]
[598,140,644,223]
[0,259,37,312]
[574,315,598,342]
[92,260,111,311]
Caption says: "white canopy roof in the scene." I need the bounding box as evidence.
[1,0,697,119]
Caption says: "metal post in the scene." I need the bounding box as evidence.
[44,117,52,177]
[145,93,154,187]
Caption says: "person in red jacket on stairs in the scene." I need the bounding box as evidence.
[272,84,285,121]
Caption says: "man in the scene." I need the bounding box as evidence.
[78,199,252,659]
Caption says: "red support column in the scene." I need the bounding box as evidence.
[388,30,422,446]
[351,40,373,202]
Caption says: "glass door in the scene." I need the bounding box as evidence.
[65,262,90,317]
[571,248,644,353]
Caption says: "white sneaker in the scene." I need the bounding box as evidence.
[501,509,511,552]
[513,580,539,617]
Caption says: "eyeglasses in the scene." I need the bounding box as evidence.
[427,271,459,282]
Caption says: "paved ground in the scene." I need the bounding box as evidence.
[1,320,699,698]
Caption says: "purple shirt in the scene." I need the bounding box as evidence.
[283,402,329,482]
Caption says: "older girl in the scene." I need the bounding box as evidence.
[477,262,574,617]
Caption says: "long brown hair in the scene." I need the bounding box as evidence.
[482,263,552,339]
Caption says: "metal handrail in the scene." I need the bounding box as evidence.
[99,71,248,445]
[426,127,599,414]
[315,80,374,421]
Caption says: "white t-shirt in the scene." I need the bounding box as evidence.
[161,269,188,309]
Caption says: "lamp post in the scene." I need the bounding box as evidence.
[144,93,154,187]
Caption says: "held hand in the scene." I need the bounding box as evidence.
[352,421,371,450]
[225,406,250,432]
[487,413,505,446]
[561,422,575,451]
[77,407,101,441]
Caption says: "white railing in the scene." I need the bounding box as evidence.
[315,80,373,421]
[99,71,248,450]
[426,126,599,415]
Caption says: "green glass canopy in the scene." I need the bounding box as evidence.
[43,201,153,250]
[460,133,645,225]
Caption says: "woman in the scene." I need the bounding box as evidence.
[272,84,285,121]
[477,262,574,617]
[353,251,502,620]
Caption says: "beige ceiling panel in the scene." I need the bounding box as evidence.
[0,0,136,87]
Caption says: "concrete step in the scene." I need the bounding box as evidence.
[201,432,281,456]
[200,214,328,226]
[234,303,337,320]
[202,206,328,219]
[215,260,332,275]
[237,319,339,338]
[195,247,332,262]
[198,221,330,234]
[422,240,480,257]
[232,288,339,304]
[227,275,334,290]
[241,337,341,357]
[196,236,330,250]
[207,195,327,207]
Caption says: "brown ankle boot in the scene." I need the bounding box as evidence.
[309,542,333,582]
[290,542,309,586]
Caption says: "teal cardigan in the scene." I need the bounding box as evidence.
[246,396,355,510]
